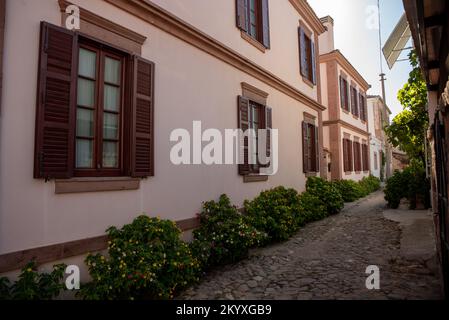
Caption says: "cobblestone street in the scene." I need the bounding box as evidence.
[180,191,443,300]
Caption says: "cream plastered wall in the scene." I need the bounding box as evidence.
[337,64,368,132]
[367,99,376,136]
[319,63,329,121]
[150,0,318,102]
[318,19,334,55]
[370,138,383,179]
[340,127,370,182]
[0,0,319,254]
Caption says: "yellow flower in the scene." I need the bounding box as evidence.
[27,268,32,272]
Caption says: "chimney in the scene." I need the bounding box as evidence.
[319,16,335,55]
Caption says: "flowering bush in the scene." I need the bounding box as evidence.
[333,180,365,202]
[78,215,201,300]
[0,261,66,300]
[297,191,328,223]
[359,175,381,195]
[244,187,302,243]
[306,177,344,215]
[191,195,266,268]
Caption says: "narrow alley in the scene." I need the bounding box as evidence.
[180,192,442,300]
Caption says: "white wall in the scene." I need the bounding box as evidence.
[150,0,319,102]
[0,0,321,254]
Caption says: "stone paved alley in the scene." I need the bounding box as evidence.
[180,191,443,300]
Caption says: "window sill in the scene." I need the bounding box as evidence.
[302,76,315,88]
[243,175,269,183]
[352,115,359,120]
[305,172,318,177]
[342,109,350,114]
[240,31,266,53]
[55,177,140,194]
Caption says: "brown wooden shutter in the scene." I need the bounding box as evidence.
[340,77,345,110]
[348,139,354,172]
[343,139,350,172]
[314,125,319,172]
[343,79,351,112]
[299,28,307,78]
[359,93,363,120]
[236,0,248,32]
[34,22,77,179]
[302,122,309,173]
[261,0,270,49]
[130,56,155,178]
[350,86,354,115]
[238,96,250,176]
[311,42,316,85]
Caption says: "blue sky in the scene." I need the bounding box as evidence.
[308,0,412,117]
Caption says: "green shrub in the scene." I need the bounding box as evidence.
[190,195,266,268]
[306,177,344,215]
[244,187,302,243]
[384,163,430,209]
[0,261,66,300]
[359,175,381,195]
[297,191,327,223]
[78,215,201,300]
[404,164,431,209]
[333,180,365,202]
[384,170,405,208]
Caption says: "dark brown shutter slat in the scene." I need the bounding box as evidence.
[348,139,354,172]
[131,56,154,178]
[261,0,270,49]
[343,139,347,172]
[236,0,248,32]
[311,42,317,85]
[299,27,307,77]
[340,77,345,110]
[302,122,308,173]
[238,96,250,176]
[314,125,319,172]
[34,22,77,179]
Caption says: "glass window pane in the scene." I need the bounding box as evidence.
[76,109,94,137]
[77,78,95,107]
[104,85,120,112]
[103,141,118,168]
[76,139,93,168]
[79,48,96,78]
[103,113,118,140]
[252,107,259,123]
[105,57,121,85]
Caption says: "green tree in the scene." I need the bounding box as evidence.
[385,51,429,161]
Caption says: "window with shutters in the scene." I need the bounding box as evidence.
[34,22,154,180]
[374,152,378,170]
[238,96,272,177]
[298,26,316,85]
[236,0,270,49]
[353,141,361,172]
[359,93,367,122]
[350,86,359,118]
[302,121,319,174]
[342,138,353,173]
[362,144,369,172]
[340,77,350,111]
[75,43,125,176]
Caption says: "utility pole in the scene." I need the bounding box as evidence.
[378,0,392,179]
